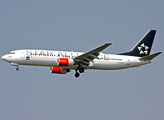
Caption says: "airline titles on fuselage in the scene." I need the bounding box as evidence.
[25,50,122,61]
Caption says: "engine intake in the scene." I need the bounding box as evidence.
[51,67,70,74]
[57,58,74,66]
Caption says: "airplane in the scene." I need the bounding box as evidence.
[1,30,162,78]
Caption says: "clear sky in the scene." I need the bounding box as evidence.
[0,1,164,120]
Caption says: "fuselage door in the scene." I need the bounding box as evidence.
[127,59,130,65]
[21,51,25,58]
[104,54,109,60]
[18,51,25,64]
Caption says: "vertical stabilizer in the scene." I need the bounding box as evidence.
[119,30,156,57]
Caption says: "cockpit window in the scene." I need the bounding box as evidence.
[9,52,15,54]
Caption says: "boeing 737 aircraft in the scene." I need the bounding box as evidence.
[1,30,162,77]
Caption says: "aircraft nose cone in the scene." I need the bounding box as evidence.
[1,55,8,61]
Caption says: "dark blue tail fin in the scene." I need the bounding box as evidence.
[119,30,156,57]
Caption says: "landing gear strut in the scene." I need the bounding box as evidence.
[11,63,19,71]
[74,65,85,78]
[16,66,19,71]
[79,67,84,73]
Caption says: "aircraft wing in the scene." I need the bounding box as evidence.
[74,43,112,66]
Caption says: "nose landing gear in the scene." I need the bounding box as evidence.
[16,66,19,71]
[10,63,19,71]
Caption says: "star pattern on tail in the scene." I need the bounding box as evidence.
[138,43,149,54]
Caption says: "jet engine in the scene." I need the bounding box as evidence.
[57,58,74,66]
[51,67,70,74]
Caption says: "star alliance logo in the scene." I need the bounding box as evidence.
[138,43,149,54]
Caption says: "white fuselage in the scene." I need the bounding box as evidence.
[2,49,150,70]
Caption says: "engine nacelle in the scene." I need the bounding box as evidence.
[51,67,70,74]
[57,58,74,66]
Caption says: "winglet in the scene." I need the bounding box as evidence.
[85,43,112,54]
[139,52,162,61]
[105,43,112,45]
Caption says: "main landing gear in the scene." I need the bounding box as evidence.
[75,67,84,78]
[75,72,80,78]
[79,67,84,73]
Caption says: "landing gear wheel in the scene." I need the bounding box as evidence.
[16,66,19,71]
[79,68,84,73]
[75,72,80,78]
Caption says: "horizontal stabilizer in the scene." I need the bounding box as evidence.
[139,52,162,61]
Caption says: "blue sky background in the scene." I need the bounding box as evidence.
[0,1,164,120]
